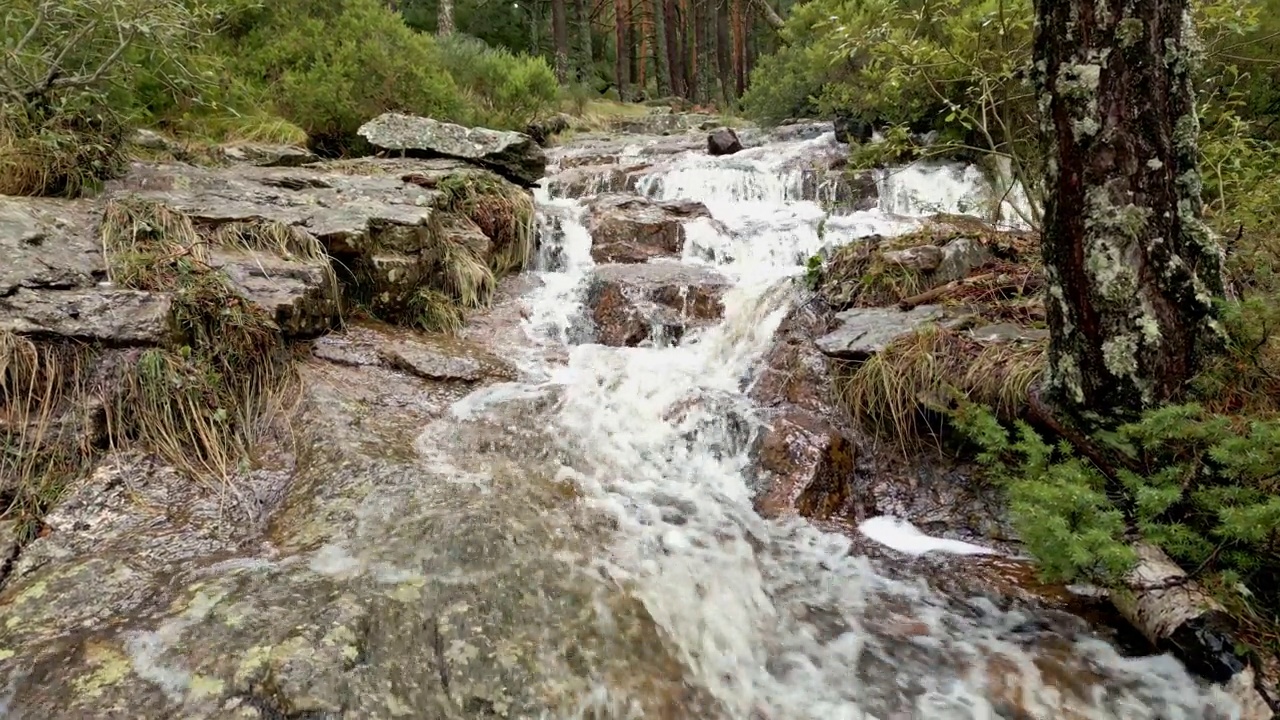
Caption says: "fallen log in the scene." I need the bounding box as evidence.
[1114,543,1277,719]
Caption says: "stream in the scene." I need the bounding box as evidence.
[0,125,1245,719]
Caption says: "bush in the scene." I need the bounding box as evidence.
[1,0,212,195]
[436,34,559,130]
[213,0,466,155]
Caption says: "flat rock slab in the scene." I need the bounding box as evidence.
[358,112,547,187]
[815,305,943,360]
[208,249,340,339]
[221,142,319,167]
[0,288,173,345]
[378,339,485,382]
[112,159,468,256]
[586,193,714,264]
[0,197,104,296]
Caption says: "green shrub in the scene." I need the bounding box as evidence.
[436,34,559,130]
[213,0,465,154]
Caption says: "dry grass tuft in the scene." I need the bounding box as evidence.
[437,170,536,277]
[0,109,128,198]
[99,198,294,480]
[837,324,1047,452]
[408,288,466,334]
[0,333,100,541]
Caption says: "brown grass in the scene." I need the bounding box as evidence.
[0,109,127,198]
[837,324,1047,452]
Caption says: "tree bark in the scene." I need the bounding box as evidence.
[552,0,570,83]
[614,0,630,100]
[573,0,593,81]
[436,0,454,36]
[715,0,733,105]
[1033,0,1225,419]
[650,0,672,96]
[664,0,685,97]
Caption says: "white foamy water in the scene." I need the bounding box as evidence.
[472,134,1240,718]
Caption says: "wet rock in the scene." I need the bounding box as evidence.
[0,288,174,345]
[546,162,651,199]
[770,122,834,142]
[357,112,547,187]
[525,113,573,146]
[208,249,339,339]
[707,127,743,156]
[377,339,484,382]
[934,236,994,285]
[664,390,755,462]
[0,197,104,297]
[584,263,729,347]
[881,245,944,272]
[815,305,943,361]
[220,143,319,168]
[749,299,858,518]
[585,193,713,263]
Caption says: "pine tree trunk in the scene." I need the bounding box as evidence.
[665,0,685,97]
[614,0,631,100]
[552,0,571,83]
[573,0,593,81]
[732,0,745,97]
[715,0,733,105]
[435,0,453,37]
[651,0,672,97]
[1033,0,1225,419]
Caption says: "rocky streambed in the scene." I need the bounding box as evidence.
[0,112,1271,718]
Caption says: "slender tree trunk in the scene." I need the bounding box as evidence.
[694,0,714,105]
[573,0,593,81]
[732,0,745,97]
[552,0,570,83]
[614,0,631,99]
[715,0,733,105]
[436,0,454,36]
[682,0,696,102]
[629,22,641,95]
[650,0,672,96]
[1033,0,1225,418]
[664,0,685,97]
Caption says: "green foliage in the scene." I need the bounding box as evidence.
[954,394,1280,607]
[213,0,465,154]
[436,34,559,130]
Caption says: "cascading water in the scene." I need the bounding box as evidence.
[476,130,1240,718]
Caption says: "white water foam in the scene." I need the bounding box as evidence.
[485,137,1238,718]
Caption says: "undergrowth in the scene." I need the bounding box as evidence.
[99,198,295,480]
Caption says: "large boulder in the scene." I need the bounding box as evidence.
[707,127,743,156]
[585,193,715,264]
[358,113,547,187]
[584,263,729,347]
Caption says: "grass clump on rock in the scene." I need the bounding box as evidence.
[0,333,101,540]
[436,170,536,277]
[837,325,1046,451]
[99,198,295,480]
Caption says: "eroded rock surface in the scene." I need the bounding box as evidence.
[584,263,729,347]
[815,305,944,360]
[358,112,547,187]
[585,193,713,263]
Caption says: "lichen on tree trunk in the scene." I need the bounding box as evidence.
[1033,0,1225,419]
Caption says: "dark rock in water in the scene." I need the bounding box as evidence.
[707,127,743,156]
[833,114,874,145]
[585,193,718,264]
[584,263,729,347]
[357,113,547,187]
